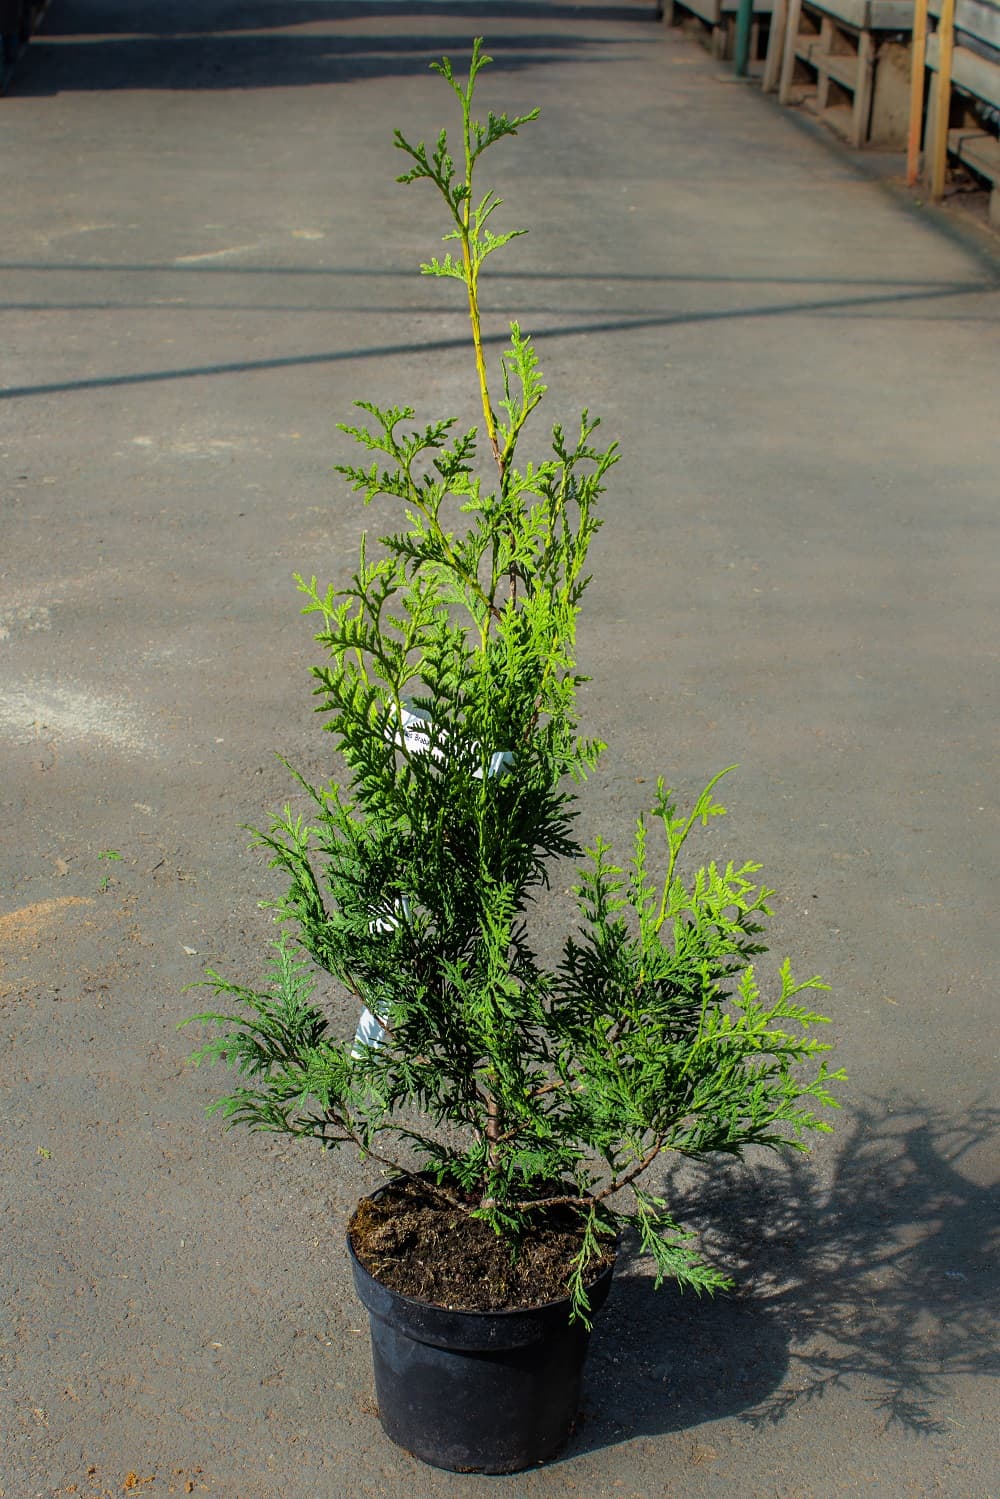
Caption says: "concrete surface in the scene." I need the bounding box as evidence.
[2,3,998,1496]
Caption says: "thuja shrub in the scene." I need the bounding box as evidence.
[184,41,843,1320]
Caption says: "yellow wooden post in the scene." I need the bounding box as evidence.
[906,0,929,185]
[929,0,956,200]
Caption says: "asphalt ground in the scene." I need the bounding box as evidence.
[2,3,998,1496]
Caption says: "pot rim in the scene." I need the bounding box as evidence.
[347,1176,617,1322]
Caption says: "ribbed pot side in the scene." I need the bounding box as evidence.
[348,1230,614,1473]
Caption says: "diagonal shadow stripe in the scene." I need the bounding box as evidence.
[1,282,996,402]
[0,260,993,289]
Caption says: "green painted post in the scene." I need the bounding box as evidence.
[734,0,753,74]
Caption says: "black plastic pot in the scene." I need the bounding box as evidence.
[347,1198,614,1473]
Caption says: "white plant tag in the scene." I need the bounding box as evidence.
[353,1004,390,1056]
[388,702,512,780]
[351,895,411,1057]
[394,704,444,763]
[351,708,511,1054]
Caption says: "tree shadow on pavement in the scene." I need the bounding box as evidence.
[20,0,635,96]
[41,0,653,33]
[572,1098,998,1455]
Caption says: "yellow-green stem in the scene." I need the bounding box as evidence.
[459,87,503,487]
[462,236,502,480]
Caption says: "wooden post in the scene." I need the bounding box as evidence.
[906,0,929,184]
[778,0,804,103]
[929,0,956,200]
[851,27,876,147]
[815,15,835,112]
[763,0,789,90]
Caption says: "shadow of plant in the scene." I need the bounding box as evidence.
[575,1098,998,1452]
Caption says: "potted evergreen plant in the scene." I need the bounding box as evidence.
[183,40,843,1474]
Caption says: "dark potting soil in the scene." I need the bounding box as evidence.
[348,1177,615,1312]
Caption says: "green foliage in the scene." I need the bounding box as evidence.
[184,42,843,1322]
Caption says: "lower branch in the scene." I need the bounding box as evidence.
[511,1135,666,1214]
[316,1118,464,1209]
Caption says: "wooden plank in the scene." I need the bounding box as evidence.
[927,0,1000,50]
[809,0,868,25]
[782,0,912,27]
[808,96,863,134]
[949,125,1000,177]
[676,0,724,25]
[867,0,916,25]
[677,0,776,17]
[718,0,776,13]
[802,43,870,86]
[926,35,1000,105]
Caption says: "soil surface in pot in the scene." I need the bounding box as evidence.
[349,1177,615,1311]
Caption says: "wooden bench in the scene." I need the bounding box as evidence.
[660,0,776,63]
[766,0,914,146]
[921,0,1000,212]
